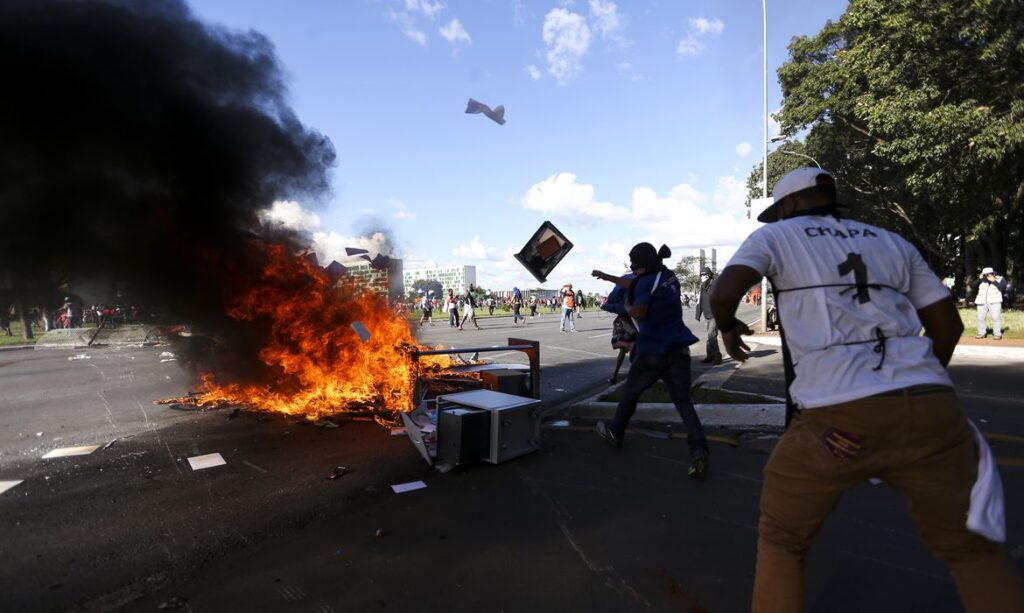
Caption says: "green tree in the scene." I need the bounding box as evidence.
[673,255,703,294]
[745,140,818,212]
[761,0,1024,290]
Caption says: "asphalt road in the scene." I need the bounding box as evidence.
[0,305,1021,611]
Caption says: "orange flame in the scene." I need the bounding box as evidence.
[196,244,459,420]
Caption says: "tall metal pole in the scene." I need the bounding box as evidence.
[760,0,769,332]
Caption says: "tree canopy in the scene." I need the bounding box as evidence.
[748,0,1023,290]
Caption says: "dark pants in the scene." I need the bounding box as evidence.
[610,346,708,458]
[449,308,459,327]
[704,319,721,360]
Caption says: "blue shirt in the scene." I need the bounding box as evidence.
[600,274,634,318]
[631,270,698,357]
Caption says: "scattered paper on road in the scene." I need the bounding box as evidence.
[351,321,371,343]
[42,445,101,458]
[68,354,90,361]
[390,428,407,436]
[187,453,226,471]
[391,480,427,494]
[0,480,24,495]
[160,351,176,358]
[160,358,176,363]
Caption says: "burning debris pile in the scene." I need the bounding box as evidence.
[0,0,477,416]
[185,244,467,420]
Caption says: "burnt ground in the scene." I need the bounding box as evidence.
[0,304,1022,611]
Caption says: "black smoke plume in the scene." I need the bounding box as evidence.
[0,0,335,341]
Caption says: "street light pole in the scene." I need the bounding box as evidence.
[778,149,821,168]
[760,0,769,333]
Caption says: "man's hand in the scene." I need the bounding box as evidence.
[721,321,754,362]
[591,270,608,281]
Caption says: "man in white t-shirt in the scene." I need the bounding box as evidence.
[710,168,1023,612]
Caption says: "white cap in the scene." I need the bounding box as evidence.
[757,168,838,223]
[981,267,995,275]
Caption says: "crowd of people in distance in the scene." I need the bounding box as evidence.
[0,297,141,335]
[408,285,600,329]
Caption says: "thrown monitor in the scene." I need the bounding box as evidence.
[514,221,573,283]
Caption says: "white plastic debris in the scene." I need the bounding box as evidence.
[187,453,226,471]
[160,351,176,358]
[391,481,427,494]
[68,354,90,361]
[42,445,101,459]
[0,480,24,496]
[160,359,176,363]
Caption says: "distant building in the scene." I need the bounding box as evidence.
[403,265,476,294]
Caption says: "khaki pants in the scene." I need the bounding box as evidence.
[753,389,1024,612]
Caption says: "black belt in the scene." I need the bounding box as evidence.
[870,384,954,398]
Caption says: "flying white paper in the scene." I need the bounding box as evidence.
[465,98,506,125]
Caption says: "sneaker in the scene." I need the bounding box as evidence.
[688,455,709,480]
[596,421,622,448]
[700,357,713,363]
[994,336,1002,340]
[975,335,986,339]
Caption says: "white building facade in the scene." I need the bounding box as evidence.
[403,265,477,293]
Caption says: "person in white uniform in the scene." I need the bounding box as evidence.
[971,266,1008,339]
[710,168,1023,612]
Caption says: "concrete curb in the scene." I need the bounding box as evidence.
[746,335,1024,362]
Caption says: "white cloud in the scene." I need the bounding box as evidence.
[711,174,749,216]
[690,17,724,35]
[735,141,752,158]
[258,200,398,267]
[439,17,471,45]
[405,0,444,19]
[452,237,505,261]
[676,16,724,57]
[588,0,621,39]
[312,231,395,266]
[390,10,429,45]
[260,200,321,232]
[630,178,758,250]
[542,8,592,85]
[768,110,782,140]
[388,197,417,221]
[525,64,542,80]
[521,172,630,223]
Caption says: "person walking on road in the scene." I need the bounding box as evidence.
[592,242,709,479]
[445,289,460,328]
[695,268,722,365]
[559,283,577,332]
[459,284,481,330]
[710,167,1024,612]
[512,287,526,325]
[971,266,1007,339]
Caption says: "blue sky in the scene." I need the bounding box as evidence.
[189,0,849,293]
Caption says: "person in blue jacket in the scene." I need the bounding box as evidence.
[592,242,710,479]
